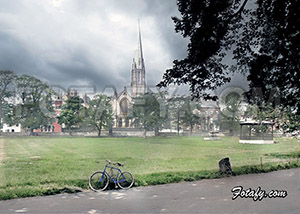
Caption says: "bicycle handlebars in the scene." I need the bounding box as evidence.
[106,159,124,167]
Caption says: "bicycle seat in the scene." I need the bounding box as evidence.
[116,162,124,167]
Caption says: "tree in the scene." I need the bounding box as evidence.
[281,107,300,135]
[57,96,83,136]
[132,93,163,137]
[2,101,16,127]
[168,96,201,135]
[244,104,300,135]
[237,0,300,113]
[14,75,55,135]
[87,94,114,137]
[0,70,17,134]
[158,0,300,114]
[167,96,186,135]
[220,91,243,136]
[181,98,201,135]
[158,0,248,100]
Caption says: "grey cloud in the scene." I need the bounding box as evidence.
[0,0,189,93]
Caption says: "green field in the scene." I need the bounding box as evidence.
[0,136,300,200]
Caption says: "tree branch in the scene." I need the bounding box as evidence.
[233,0,249,17]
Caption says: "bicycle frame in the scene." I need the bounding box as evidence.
[101,164,123,184]
[89,161,133,191]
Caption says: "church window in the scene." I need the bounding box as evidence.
[120,98,129,114]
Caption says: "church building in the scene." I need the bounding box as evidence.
[111,21,146,128]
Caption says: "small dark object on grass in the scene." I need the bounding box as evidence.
[219,157,232,175]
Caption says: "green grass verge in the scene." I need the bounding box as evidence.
[0,136,299,200]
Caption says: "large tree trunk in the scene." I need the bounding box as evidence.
[30,128,34,136]
[108,125,113,137]
[68,126,72,136]
[143,129,147,138]
[189,124,193,135]
[154,128,159,136]
[98,128,101,137]
[177,112,180,136]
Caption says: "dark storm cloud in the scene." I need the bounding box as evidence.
[0,0,188,93]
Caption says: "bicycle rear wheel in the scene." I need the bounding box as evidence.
[117,171,134,189]
[89,171,109,191]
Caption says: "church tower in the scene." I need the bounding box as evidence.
[131,20,146,97]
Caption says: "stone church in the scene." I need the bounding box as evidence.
[111,22,146,128]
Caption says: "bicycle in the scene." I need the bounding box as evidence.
[89,160,134,191]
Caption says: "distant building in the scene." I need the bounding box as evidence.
[1,122,22,133]
[0,102,22,133]
[172,100,220,133]
[33,93,63,133]
[194,104,220,132]
[52,93,63,132]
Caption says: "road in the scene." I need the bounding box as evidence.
[0,168,299,213]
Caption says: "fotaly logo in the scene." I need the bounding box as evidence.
[231,186,288,201]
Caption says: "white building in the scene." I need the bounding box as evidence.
[1,122,22,133]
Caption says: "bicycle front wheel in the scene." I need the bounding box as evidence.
[117,171,134,189]
[89,171,109,191]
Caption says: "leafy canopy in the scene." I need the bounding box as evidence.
[159,0,300,113]
[58,96,83,128]
[132,93,164,132]
[14,75,55,131]
[86,94,114,136]
[0,70,17,130]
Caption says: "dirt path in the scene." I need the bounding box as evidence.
[0,138,5,165]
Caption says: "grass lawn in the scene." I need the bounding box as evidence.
[0,136,299,200]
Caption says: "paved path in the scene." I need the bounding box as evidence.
[0,168,299,213]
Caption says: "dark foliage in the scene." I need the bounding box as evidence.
[159,0,300,114]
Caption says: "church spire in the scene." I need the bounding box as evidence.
[135,19,145,70]
[131,19,146,97]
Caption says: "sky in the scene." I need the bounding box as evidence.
[0,0,249,97]
[0,0,190,94]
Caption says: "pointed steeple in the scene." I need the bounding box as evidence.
[131,19,146,98]
[135,19,145,70]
